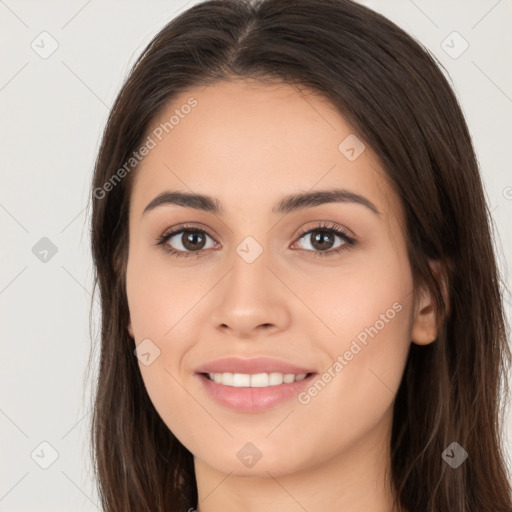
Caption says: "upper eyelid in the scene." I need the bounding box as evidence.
[295,223,354,239]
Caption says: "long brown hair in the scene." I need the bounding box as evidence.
[87,0,512,510]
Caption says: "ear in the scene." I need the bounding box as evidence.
[411,260,448,346]
[127,320,134,338]
[410,287,437,345]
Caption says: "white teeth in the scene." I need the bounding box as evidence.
[206,372,309,387]
[269,372,283,385]
[222,372,234,386]
[233,373,250,387]
[250,373,269,387]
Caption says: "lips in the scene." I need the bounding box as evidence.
[194,356,317,412]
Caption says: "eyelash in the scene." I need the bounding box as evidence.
[155,221,356,259]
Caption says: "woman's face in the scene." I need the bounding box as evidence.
[125,79,426,477]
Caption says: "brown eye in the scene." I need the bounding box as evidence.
[304,230,337,251]
[179,231,207,251]
[293,223,356,258]
[157,227,217,257]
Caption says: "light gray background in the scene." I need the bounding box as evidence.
[1,1,511,510]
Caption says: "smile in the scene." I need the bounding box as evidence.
[204,372,309,387]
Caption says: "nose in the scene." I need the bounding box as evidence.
[210,249,292,339]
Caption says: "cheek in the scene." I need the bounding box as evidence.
[306,243,414,405]
[126,255,206,443]
[287,267,413,469]
[126,249,207,340]
[304,240,413,352]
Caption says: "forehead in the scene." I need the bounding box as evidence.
[129,79,400,221]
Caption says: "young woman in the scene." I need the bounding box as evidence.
[88,0,512,510]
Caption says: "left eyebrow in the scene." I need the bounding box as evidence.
[142,188,381,217]
[273,188,380,216]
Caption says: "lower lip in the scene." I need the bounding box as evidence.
[196,373,316,412]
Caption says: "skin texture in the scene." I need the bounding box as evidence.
[125,79,437,512]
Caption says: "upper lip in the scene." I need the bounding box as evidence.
[195,357,316,375]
